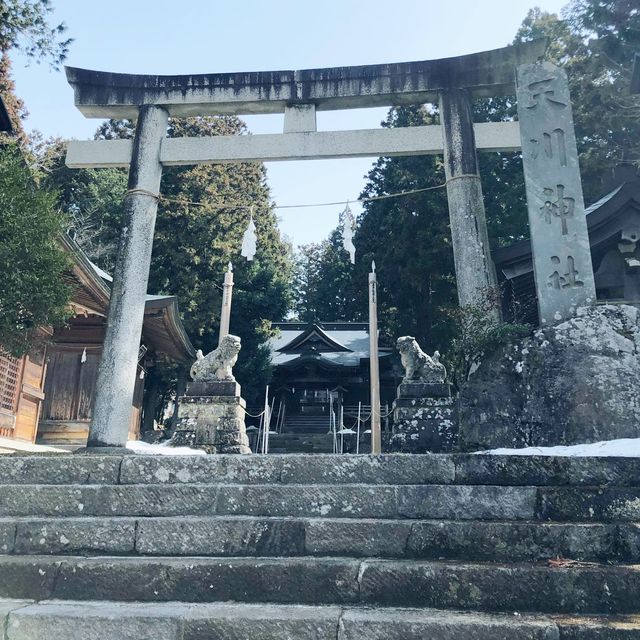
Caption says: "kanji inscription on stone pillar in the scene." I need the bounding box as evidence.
[516,61,596,325]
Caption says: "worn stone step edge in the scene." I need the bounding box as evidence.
[4,599,638,640]
[2,483,639,523]
[2,454,640,488]
[1,516,638,563]
[2,555,639,614]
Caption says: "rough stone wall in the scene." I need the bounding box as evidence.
[458,305,640,450]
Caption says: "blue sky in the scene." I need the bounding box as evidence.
[12,0,568,247]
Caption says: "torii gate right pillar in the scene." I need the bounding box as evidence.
[439,88,499,313]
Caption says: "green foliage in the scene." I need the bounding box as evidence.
[0,143,71,355]
[443,289,531,388]
[292,227,359,323]
[36,138,127,270]
[0,0,71,67]
[517,2,640,201]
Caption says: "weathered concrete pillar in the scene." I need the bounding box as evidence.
[87,105,168,448]
[439,89,499,312]
[516,62,596,325]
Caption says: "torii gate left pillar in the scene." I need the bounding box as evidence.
[88,105,167,448]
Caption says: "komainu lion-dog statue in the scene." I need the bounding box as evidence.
[396,336,447,384]
[190,335,241,382]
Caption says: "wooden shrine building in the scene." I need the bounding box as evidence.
[0,235,195,446]
[267,322,399,435]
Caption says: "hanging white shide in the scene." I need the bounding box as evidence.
[241,208,257,261]
[341,202,356,264]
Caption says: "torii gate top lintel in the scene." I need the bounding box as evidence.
[65,39,547,119]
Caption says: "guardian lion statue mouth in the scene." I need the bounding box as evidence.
[396,336,447,384]
[190,334,241,382]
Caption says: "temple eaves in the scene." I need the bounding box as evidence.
[65,39,547,119]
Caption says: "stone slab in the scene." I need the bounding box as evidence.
[406,520,617,562]
[397,383,451,398]
[338,608,559,640]
[215,484,399,519]
[185,381,241,397]
[553,614,640,639]
[136,516,305,556]
[0,520,15,553]
[305,519,412,558]
[0,455,121,485]
[397,485,537,520]
[49,556,361,605]
[6,601,182,640]
[391,404,457,454]
[120,455,283,484]
[0,600,33,639]
[279,454,455,485]
[358,559,640,613]
[394,397,455,408]
[537,487,640,522]
[0,556,58,600]
[0,485,218,518]
[184,602,340,640]
[14,517,136,555]
[454,455,640,487]
[617,523,640,562]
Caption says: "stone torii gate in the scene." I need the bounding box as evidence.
[65,40,595,449]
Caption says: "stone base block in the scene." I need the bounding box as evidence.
[390,397,457,454]
[185,380,240,397]
[397,382,451,398]
[173,394,251,454]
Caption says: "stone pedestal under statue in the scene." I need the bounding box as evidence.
[390,382,456,453]
[172,335,251,454]
[388,336,457,453]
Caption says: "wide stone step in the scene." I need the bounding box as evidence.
[2,556,639,614]
[5,599,635,640]
[1,516,636,562]
[2,482,640,521]
[11,600,638,640]
[2,454,640,487]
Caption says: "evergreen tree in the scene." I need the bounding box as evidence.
[0,142,71,355]
[517,2,640,201]
[0,1,72,138]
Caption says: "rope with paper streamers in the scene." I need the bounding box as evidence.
[135,174,479,214]
[145,176,474,263]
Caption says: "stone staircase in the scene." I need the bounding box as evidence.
[282,415,331,434]
[1,453,640,638]
[268,414,335,453]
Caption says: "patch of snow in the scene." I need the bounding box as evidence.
[126,440,206,456]
[478,438,640,457]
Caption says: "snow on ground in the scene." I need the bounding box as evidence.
[125,437,640,457]
[126,440,206,456]
[480,438,640,457]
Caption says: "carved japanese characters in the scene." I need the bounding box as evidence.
[396,336,447,384]
[190,335,241,382]
[517,61,596,324]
